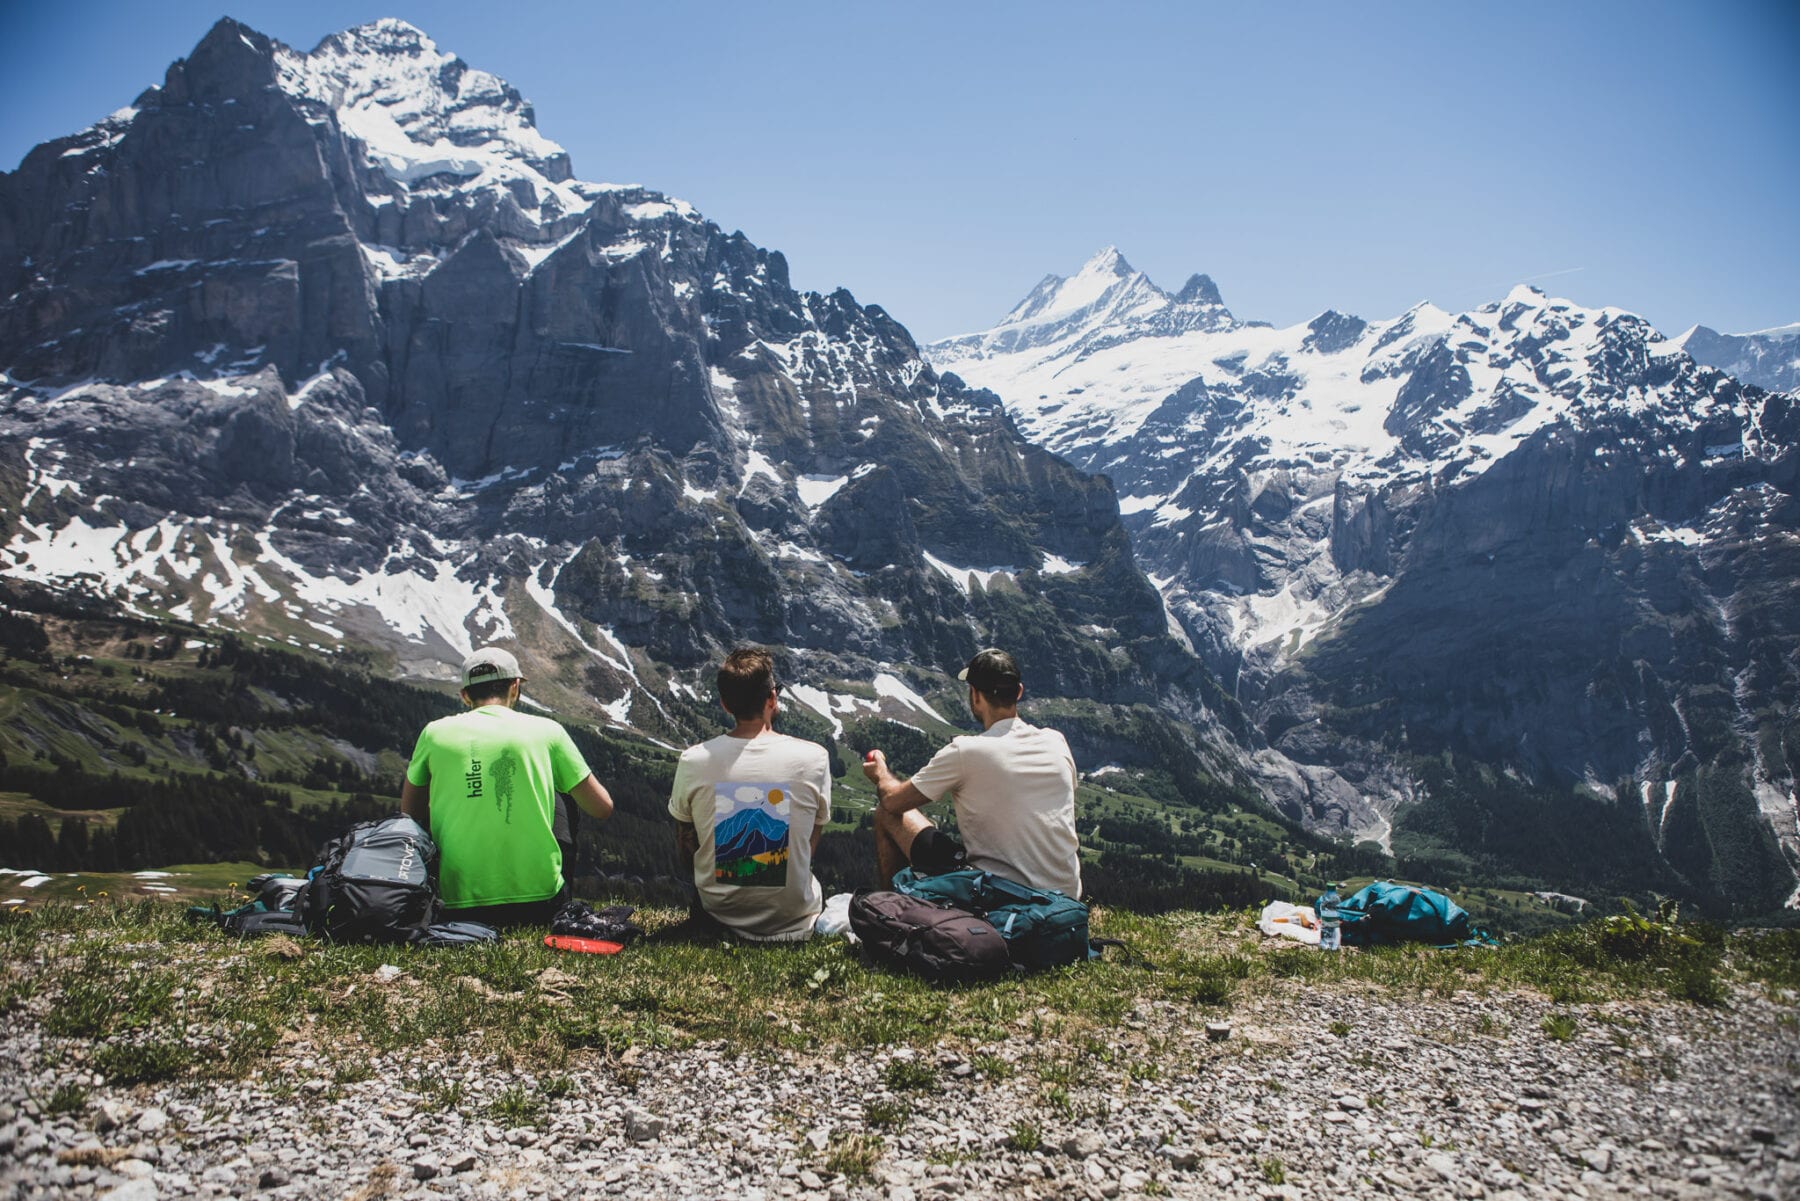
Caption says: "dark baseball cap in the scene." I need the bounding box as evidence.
[958,648,1021,695]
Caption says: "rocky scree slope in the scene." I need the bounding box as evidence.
[929,250,1800,914]
[0,20,1235,777]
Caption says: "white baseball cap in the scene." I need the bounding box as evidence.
[460,647,522,689]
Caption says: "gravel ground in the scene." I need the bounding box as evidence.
[3,968,1796,1200]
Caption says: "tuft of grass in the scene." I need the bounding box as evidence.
[881,1059,937,1092]
[45,1083,87,1116]
[1125,1058,1162,1082]
[91,1039,191,1085]
[864,1098,907,1130]
[538,1074,575,1100]
[1328,1019,1351,1037]
[1541,1013,1578,1042]
[821,1133,883,1182]
[418,1077,465,1114]
[1732,928,1800,991]
[43,968,176,1040]
[332,1060,373,1086]
[1037,1054,1077,1086]
[970,1052,1013,1080]
[1668,961,1728,1007]
[1190,975,1234,1006]
[487,1084,543,1126]
[1005,1119,1041,1153]
[1260,1156,1286,1185]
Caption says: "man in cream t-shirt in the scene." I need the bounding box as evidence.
[863,648,1082,898]
[669,647,830,940]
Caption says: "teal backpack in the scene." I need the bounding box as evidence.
[891,868,1094,970]
[1333,881,1495,948]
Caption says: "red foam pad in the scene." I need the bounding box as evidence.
[544,934,625,955]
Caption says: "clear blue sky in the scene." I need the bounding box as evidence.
[4,1,1796,342]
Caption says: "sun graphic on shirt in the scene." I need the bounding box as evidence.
[767,789,784,806]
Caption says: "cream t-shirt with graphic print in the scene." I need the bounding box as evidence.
[668,730,831,941]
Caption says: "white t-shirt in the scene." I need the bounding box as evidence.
[668,730,831,941]
[908,716,1082,898]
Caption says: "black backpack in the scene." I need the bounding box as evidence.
[299,815,442,945]
[849,891,1011,983]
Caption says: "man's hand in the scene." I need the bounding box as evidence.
[863,749,929,817]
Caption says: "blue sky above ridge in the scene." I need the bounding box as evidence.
[3,0,1796,343]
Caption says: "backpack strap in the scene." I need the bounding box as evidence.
[1086,937,1156,969]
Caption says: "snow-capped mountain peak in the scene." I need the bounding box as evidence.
[932,247,1238,374]
[1676,319,1800,395]
[1001,245,1139,326]
[271,18,597,225]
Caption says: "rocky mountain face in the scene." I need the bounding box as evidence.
[929,251,1800,914]
[1678,323,1800,397]
[0,20,1230,779]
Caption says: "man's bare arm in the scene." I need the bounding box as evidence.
[400,778,429,826]
[674,820,699,870]
[861,750,932,816]
[569,773,613,821]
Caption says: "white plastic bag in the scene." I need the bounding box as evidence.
[814,891,856,940]
[1257,900,1321,945]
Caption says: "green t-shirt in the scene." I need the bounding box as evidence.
[405,705,591,909]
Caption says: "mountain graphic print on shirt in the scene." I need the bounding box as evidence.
[712,782,794,887]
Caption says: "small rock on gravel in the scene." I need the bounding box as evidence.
[1062,1132,1104,1159]
[625,1108,667,1142]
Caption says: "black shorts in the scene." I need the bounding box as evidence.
[908,826,969,876]
[445,880,571,929]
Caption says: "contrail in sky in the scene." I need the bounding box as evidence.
[1517,267,1587,284]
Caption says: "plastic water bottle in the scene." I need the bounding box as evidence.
[1318,883,1342,952]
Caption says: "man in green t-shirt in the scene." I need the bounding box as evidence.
[400,647,614,926]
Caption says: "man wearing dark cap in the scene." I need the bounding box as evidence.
[401,647,614,926]
[862,648,1082,897]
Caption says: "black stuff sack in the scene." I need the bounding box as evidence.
[849,891,1010,984]
[246,873,308,911]
[422,920,500,947]
[299,815,441,945]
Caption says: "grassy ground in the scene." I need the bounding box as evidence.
[2,897,1794,1106]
